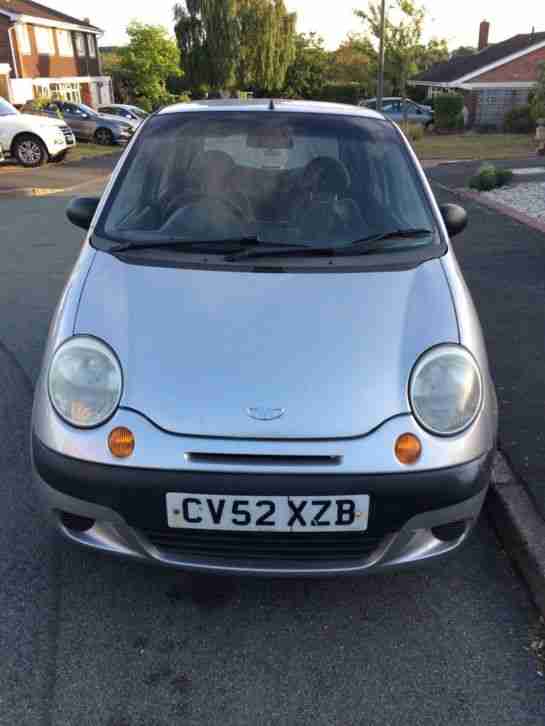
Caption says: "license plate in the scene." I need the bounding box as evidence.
[166,493,370,532]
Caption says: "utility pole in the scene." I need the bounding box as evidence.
[377,0,386,112]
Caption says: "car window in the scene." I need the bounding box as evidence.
[365,100,376,110]
[100,107,113,115]
[98,111,436,251]
[383,101,402,113]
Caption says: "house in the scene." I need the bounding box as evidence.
[0,0,113,108]
[411,21,545,128]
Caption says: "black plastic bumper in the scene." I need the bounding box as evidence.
[32,434,493,535]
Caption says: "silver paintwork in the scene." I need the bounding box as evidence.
[31,100,498,573]
[33,470,486,576]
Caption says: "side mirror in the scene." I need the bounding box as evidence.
[66,196,100,231]
[440,203,468,237]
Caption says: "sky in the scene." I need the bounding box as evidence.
[45,0,544,50]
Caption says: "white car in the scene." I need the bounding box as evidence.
[0,96,75,167]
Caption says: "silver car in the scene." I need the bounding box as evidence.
[23,100,136,145]
[31,100,497,576]
[363,97,434,128]
[97,104,149,126]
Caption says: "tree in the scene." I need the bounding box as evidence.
[118,23,182,110]
[174,0,238,93]
[416,38,449,73]
[531,61,545,121]
[173,0,208,92]
[174,0,296,94]
[283,33,329,99]
[356,1,445,96]
[329,34,376,89]
[450,45,476,59]
[236,0,296,93]
[101,48,132,103]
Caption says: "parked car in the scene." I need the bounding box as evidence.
[0,96,75,167]
[362,97,434,128]
[21,100,136,145]
[97,104,149,125]
[32,99,497,577]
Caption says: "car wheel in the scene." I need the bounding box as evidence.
[13,135,48,168]
[94,128,114,146]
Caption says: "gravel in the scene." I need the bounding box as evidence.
[483,181,545,221]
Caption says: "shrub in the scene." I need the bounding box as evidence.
[469,164,513,191]
[403,122,424,142]
[503,105,534,133]
[496,168,514,187]
[434,94,464,130]
[318,83,366,105]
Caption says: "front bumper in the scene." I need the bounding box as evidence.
[32,434,493,576]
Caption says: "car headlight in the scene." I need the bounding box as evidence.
[409,344,482,436]
[48,337,123,428]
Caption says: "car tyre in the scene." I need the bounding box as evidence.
[13,134,48,168]
[94,128,114,146]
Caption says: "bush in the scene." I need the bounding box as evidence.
[503,105,534,133]
[403,122,424,142]
[434,94,464,130]
[318,83,366,105]
[496,168,514,187]
[469,164,513,191]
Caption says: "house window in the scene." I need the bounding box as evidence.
[57,29,74,57]
[35,27,55,55]
[87,35,97,58]
[75,32,86,57]
[15,24,31,55]
[50,81,82,103]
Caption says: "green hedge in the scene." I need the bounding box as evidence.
[317,84,366,105]
[503,105,534,133]
[434,94,464,130]
[469,164,514,191]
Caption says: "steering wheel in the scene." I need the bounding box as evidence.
[163,191,250,226]
[161,194,251,235]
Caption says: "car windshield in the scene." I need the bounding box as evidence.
[78,103,96,116]
[98,110,436,251]
[0,98,18,117]
[129,107,148,119]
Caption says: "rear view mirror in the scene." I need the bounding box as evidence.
[439,204,468,237]
[66,196,100,231]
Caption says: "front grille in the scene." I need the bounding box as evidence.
[60,125,75,143]
[142,529,385,563]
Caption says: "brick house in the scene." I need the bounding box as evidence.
[0,0,112,108]
[411,21,545,128]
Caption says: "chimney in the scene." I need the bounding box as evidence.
[478,20,490,51]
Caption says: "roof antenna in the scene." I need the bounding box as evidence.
[269,98,275,111]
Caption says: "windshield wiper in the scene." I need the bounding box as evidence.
[110,235,262,253]
[225,228,433,262]
[110,236,313,255]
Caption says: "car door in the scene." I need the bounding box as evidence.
[404,100,426,125]
[60,103,93,140]
[382,100,403,123]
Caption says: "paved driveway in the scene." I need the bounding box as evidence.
[0,187,544,725]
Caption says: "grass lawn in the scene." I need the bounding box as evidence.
[412,133,537,161]
[63,142,122,163]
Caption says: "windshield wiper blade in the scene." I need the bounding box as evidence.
[225,244,333,262]
[225,229,433,262]
[348,228,432,246]
[111,235,261,253]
